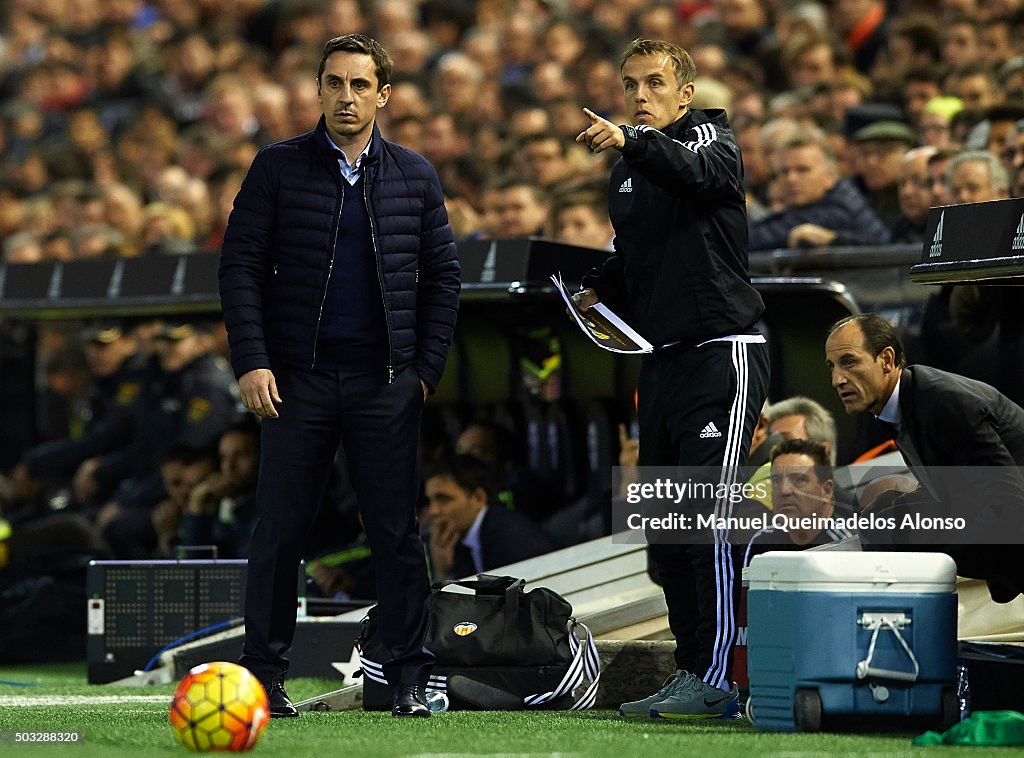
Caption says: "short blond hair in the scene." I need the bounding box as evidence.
[620,38,696,89]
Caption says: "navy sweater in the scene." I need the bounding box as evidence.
[317,174,388,371]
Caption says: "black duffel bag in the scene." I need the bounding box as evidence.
[358,574,599,710]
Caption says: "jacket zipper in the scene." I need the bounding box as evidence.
[364,170,395,383]
[312,184,344,368]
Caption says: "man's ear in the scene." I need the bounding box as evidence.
[377,83,391,109]
[879,346,897,372]
[822,479,835,501]
[470,486,488,508]
[679,81,695,109]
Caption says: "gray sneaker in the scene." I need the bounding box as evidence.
[617,669,689,718]
[649,672,739,719]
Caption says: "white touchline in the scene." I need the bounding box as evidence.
[0,695,171,706]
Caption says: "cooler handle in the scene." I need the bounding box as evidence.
[855,612,920,684]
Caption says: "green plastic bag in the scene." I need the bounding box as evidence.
[914,710,1024,746]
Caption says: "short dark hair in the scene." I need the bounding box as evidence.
[484,174,549,205]
[317,34,393,90]
[827,313,907,368]
[518,132,566,156]
[889,17,942,62]
[551,188,609,225]
[620,38,696,89]
[904,65,946,88]
[423,454,497,502]
[770,438,834,484]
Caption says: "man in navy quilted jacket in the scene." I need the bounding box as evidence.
[219,34,460,720]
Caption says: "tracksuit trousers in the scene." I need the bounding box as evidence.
[639,339,770,690]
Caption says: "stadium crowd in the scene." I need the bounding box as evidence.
[4,0,1024,639]
[3,0,1024,262]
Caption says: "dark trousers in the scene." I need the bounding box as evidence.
[240,365,433,687]
[639,340,770,690]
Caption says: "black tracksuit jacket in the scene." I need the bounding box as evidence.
[582,107,764,347]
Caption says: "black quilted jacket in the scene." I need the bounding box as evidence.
[219,118,460,390]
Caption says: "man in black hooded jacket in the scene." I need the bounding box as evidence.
[575,38,769,719]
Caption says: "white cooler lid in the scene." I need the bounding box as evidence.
[747,551,957,593]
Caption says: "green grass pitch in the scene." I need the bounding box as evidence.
[0,662,1001,757]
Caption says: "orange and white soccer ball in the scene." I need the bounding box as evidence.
[169,661,270,752]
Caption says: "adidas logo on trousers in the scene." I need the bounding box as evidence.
[699,422,722,438]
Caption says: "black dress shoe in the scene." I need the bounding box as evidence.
[267,678,299,718]
[392,683,430,718]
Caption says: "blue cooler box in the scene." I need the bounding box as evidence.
[746,551,958,732]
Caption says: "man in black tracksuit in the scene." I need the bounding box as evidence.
[576,38,770,718]
[219,35,459,719]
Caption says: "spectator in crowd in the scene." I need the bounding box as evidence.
[948,149,1010,204]
[979,14,1015,70]
[470,180,505,239]
[2,231,43,263]
[948,64,1001,113]
[969,103,1024,158]
[831,0,889,74]
[423,454,554,580]
[148,445,217,558]
[1003,119,1024,196]
[493,176,550,238]
[550,187,615,250]
[902,67,945,129]
[920,96,963,150]
[850,120,918,230]
[518,133,579,190]
[101,184,145,255]
[942,16,980,68]
[824,313,1024,603]
[893,145,938,243]
[885,18,942,83]
[927,148,957,206]
[179,420,260,559]
[749,132,890,250]
[432,52,484,124]
[779,32,843,91]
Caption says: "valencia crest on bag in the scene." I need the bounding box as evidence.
[357,574,600,710]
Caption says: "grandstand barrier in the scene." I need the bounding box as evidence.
[911,199,1024,285]
[0,241,863,476]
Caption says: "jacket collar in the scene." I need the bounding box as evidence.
[664,107,728,136]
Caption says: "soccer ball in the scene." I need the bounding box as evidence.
[169,661,270,752]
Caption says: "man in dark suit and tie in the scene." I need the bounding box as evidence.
[424,455,555,580]
[824,312,1024,601]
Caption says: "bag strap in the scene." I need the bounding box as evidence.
[522,619,601,710]
[501,578,522,661]
[432,574,524,595]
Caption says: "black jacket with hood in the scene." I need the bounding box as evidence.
[582,107,764,348]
